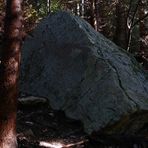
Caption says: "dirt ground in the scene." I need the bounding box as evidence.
[17,104,91,148]
[17,103,148,148]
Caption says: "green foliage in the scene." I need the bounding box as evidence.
[23,2,40,32]
[24,4,38,22]
[51,0,62,12]
[37,0,49,17]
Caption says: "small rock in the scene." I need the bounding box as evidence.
[18,96,47,106]
[24,129,34,137]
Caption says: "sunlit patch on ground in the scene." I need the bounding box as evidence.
[39,139,88,148]
[39,141,63,148]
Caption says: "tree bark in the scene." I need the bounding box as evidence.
[113,1,127,49]
[84,0,95,28]
[138,0,148,69]
[126,0,140,51]
[0,0,22,147]
[94,0,99,31]
[139,0,147,51]
[47,0,50,14]
[89,0,95,28]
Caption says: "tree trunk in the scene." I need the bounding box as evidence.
[94,0,99,31]
[139,0,147,51]
[81,0,85,18]
[138,0,148,69]
[0,0,22,147]
[89,0,95,28]
[84,0,95,28]
[47,0,50,14]
[113,1,127,49]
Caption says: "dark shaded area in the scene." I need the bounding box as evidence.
[17,103,148,148]
[17,104,87,148]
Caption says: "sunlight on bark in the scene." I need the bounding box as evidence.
[1,129,17,148]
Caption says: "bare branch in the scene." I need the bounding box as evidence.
[132,13,148,28]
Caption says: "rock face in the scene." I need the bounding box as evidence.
[20,11,148,134]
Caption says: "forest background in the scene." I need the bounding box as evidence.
[0,0,148,69]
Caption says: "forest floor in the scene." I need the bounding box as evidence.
[17,103,148,148]
[17,104,93,148]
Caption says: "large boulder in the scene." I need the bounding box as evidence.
[20,11,148,135]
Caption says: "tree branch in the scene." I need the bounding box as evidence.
[132,13,148,28]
